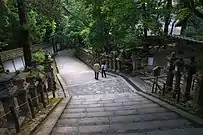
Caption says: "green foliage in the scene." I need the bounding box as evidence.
[1,0,203,52]
[32,50,45,64]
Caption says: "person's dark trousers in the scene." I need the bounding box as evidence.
[102,70,106,78]
[95,72,99,80]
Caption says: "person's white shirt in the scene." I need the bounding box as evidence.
[101,64,107,70]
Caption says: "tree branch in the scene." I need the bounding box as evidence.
[62,6,90,28]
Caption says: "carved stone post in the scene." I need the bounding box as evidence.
[44,54,55,98]
[165,52,177,92]
[13,77,30,116]
[27,76,39,107]
[173,58,184,101]
[112,52,116,72]
[199,74,203,106]
[131,53,136,76]
[0,73,18,127]
[185,56,197,101]
[116,58,120,73]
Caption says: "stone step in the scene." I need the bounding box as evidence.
[52,93,203,135]
[56,112,180,127]
[52,118,193,134]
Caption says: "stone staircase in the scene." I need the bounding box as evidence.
[51,92,203,135]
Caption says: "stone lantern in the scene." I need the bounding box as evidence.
[13,74,30,116]
[173,58,184,100]
[185,56,197,101]
[112,51,116,72]
[0,73,18,126]
[165,52,177,92]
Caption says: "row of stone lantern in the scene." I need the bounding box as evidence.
[0,71,47,131]
[99,51,143,75]
[100,51,121,73]
[165,52,198,102]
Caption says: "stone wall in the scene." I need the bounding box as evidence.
[75,48,94,68]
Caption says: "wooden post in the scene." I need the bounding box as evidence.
[9,106,20,133]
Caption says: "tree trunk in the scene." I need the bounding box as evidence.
[17,0,32,68]
[170,20,176,35]
[164,0,172,36]
[142,3,148,51]
[180,19,188,35]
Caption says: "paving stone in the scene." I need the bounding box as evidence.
[147,128,203,135]
[78,117,109,125]
[56,119,78,126]
[123,100,153,106]
[61,113,87,118]
[123,104,159,110]
[51,127,78,134]
[109,112,180,124]
[79,125,109,133]
[109,119,192,133]
[114,109,137,116]
[64,108,86,113]
[86,104,104,108]
[99,100,115,104]
[104,102,124,107]
[86,107,105,112]
[137,107,168,114]
[104,106,124,111]
[82,101,99,105]
[68,104,87,109]
[87,111,114,117]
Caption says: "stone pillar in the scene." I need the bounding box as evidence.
[185,56,197,101]
[173,58,184,101]
[1,98,15,125]
[16,89,29,117]
[131,53,136,76]
[112,52,116,72]
[44,54,55,98]
[13,78,30,116]
[27,76,39,107]
[165,52,177,92]
[116,58,120,73]
[198,74,203,106]
[0,73,18,127]
[109,55,112,71]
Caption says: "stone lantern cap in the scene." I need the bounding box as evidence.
[0,73,17,98]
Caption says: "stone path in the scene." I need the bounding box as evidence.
[53,50,203,135]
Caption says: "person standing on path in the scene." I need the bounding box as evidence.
[93,61,100,80]
[101,61,107,78]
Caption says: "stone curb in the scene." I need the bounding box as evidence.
[22,98,62,135]
[114,72,203,126]
[56,73,70,96]
[32,96,72,135]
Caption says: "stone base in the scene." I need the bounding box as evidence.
[3,116,25,129]
[0,128,9,135]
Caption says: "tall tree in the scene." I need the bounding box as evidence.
[16,0,32,68]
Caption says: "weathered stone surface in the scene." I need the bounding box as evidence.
[51,126,78,134]
[87,111,114,117]
[52,50,203,135]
